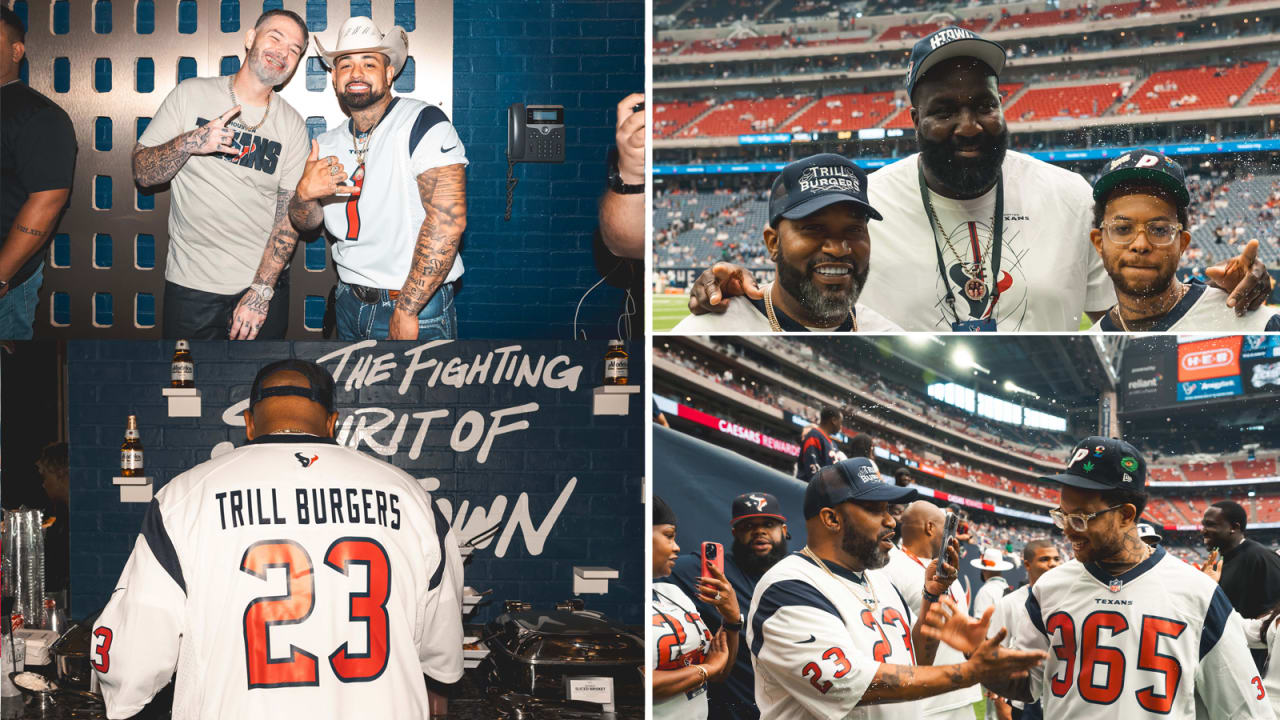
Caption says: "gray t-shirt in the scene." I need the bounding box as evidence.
[139,76,307,295]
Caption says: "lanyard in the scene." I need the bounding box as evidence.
[918,160,1004,325]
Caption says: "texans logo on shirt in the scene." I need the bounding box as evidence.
[947,263,1014,317]
[294,452,318,468]
[195,117,281,175]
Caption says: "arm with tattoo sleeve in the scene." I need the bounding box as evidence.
[391,164,466,335]
[288,193,325,231]
[132,106,240,188]
[229,189,298,339]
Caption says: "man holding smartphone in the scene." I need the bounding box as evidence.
[669,492,792,720]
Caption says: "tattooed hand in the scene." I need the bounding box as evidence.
[184,105,241,156]
[230,286,270,340]
[388,307,419,340]
[297,139,359,202]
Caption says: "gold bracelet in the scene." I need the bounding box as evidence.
[694,664,709,685]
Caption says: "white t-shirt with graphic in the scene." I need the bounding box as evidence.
[672,295,902,333]
[859,152,1114,331]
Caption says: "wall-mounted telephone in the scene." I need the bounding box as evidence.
[505,103,566,221]
[507,103,566,163]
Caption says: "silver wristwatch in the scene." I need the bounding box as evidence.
[249,283,274,301]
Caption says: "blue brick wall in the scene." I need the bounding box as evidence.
[67,340,644,625]
[453,0,643,338]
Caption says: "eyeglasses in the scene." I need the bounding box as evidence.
[1101,220,1183,246]
[1049,505,1126,532]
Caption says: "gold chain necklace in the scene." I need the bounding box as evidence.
[351,106,392,168]
[923,189,996,301]
[801,546,878,612]
[227,75,271,133]
[1114,282,1188,331]
[762,282,857,332]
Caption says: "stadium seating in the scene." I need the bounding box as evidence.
[883,83,1022,129]
[1182,462,1229,482]
[685,35,789,54]
[1248,68,1280,105]
[679,95,814,137]
[770,0,844,21]
[876,17,990,41]
[654,100,714,139]
[992,7,1088,31]
[1187,174,1280,268]
[679,0,767,28]
[1097,2,1142,19]
[1118,62,1267,115]
[1005,82,1124,121]
[1149,466,1185,482]
[1232,458,1278,479]
[654,40,683,56]
[785,91,902,133]
[1143,0,1217,14]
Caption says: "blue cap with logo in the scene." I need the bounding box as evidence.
[905,26,1006,101]
[768,153,882,228]
[1038,436,1148,491]
[803,457,918,519]
[1092,149,1190,207]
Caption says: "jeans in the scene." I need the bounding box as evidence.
[0,265,43,340]
[162,275,290,340]
[334,280,456,341]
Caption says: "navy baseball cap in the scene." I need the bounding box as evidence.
[804,458,918,519]
[249,359,337,413]
[905,26,1006,101]
[768,153,882,228]
[1039,436,1147,491]
[732,492,786,527]
[1092,149,1190,208]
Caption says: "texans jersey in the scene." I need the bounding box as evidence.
[797,427,841,484]
[652,582,713,720]
[1014,547,1273,719]
[748,553,921,720]
[316,97,468,291]
[92,435,463,720]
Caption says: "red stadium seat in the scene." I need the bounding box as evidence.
[786,91,901,133]
[655,99,714,139]
[992,7,1088,30]
[1230,458,1278,479]
[1005,82,1124,121]
[1119,62,1267,115]
[1181,462,1228,482]
[680,95,814,137]
[1249,67,1280,106]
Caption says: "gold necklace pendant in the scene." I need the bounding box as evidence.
[228,75,271,133]
[763,282,857,332]
[801,546,878,612]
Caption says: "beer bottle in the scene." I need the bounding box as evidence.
[604,340,628,385]
[171,340,194,388]
[121,415,143,477]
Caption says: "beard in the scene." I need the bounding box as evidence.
[1105,258,1176,298]
[339,83,388,110]
[842,522,890,570]
[732,537,789,578]
[248,46,291,88]
[775,251,868,326]
[918,127,1009,198]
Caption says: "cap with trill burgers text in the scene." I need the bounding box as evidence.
[1092,149,1191,208]
[1038,436,1147,491]
[803,457,918,519]
[732,492,786,527]
[905,26,1006,101]
[769,153,883,228]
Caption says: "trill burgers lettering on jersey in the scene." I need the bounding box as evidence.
[214,486,402,530]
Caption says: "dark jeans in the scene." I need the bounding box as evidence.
[162,275,290,339]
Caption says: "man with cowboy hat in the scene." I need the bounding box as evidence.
[289,16,468,340]
[969,547,1013,620]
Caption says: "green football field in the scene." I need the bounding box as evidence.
[652,293,1095,331]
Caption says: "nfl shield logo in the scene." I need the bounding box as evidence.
[1108,579,1123,593]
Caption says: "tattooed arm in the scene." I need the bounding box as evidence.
[132,105,240,188]
[390,163,467,340]
[0,189,70,297]
[229,189,298,340]
[860,629,1042,705]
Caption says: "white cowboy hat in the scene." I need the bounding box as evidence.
[969,547,1014,572]
[314,17,408,76]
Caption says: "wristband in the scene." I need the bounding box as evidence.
[693,664,709,685]
[722,620,743,632]
[922,589,940,604]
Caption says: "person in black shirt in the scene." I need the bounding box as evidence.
[0,7,76,339]
[36,442,69,600]
[797,405,842,483]
[669,492,791,720]
[1202,500,1280,671]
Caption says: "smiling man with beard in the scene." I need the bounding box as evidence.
[290,17,468,341]
[670,493,793,719]
[1087,149,1280,331]
[673,154,900,332]
[134,10,309,339]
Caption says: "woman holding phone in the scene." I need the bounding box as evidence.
[651,495,741,720]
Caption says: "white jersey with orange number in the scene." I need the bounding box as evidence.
[652,582,713,720]
[1014,547,1274,720]
[316,97,468,291]
[91,435,463,720]
[748,553,922,720]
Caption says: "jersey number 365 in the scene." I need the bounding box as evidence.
[241,537,391,689]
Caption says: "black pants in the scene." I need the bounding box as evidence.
[162,275,290,339]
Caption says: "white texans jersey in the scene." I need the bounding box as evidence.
[652,582,713,720]
[1088,282,1280,332]
[882,545,980,715]
[748,553,921,720]
[1015,547,1274,720]
[316,97,469,290]
[988,584,1031,712]
[92,435,464,720]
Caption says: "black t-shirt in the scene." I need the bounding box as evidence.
[1219,537,1280,619]
[1,81,77,287]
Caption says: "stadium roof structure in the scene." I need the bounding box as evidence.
[805,336,1113,412]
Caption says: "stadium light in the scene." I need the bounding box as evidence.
[951,346,989,375]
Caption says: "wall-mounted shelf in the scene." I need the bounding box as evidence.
[112,475,153,503]
[592,385,640,416]
[161,387,200,417]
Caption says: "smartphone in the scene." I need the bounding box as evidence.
[701,541,724,578]
[939,511,960,562]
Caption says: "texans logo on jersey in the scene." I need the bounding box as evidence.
[294,452,318,468]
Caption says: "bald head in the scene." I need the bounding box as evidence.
[899,500,944,558]
[244,369,338,440]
